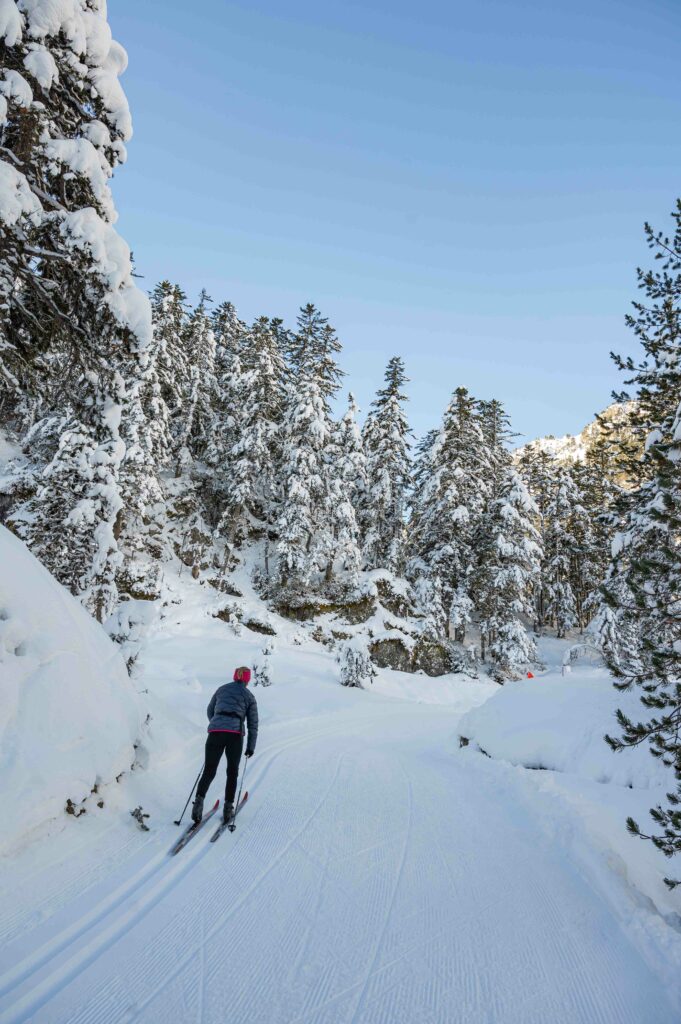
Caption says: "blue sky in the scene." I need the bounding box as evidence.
[108,0,680,443]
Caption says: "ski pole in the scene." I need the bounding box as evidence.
[174,765,204,826]
[229,755,249,831]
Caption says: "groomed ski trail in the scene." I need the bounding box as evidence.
[0,665,677,1022]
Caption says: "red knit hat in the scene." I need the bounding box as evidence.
[234,666,251,684]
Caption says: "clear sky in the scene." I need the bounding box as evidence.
[108,0,680,444]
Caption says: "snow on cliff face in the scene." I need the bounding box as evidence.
[515,402,635,466]
[0,525,140,854]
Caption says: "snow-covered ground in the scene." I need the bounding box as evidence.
[1,570,680,1023]
[0,527,140,855]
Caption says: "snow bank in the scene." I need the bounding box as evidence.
[0,526,140,853]
[458,665,670,789]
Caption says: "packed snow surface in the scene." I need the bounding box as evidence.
[0,581,679,1023]
[0,526,140,856]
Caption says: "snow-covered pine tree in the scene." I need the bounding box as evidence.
[407,387,485,641]
[516,441,558,631]
[477,398,514,495]
[150,281,190,448]
[602,205,681,885]
[611,206,681,462]
[219,316,287,561]
[1,2,152,620]
[567,465,604,629]
[476,467,542,679]
[211,300,248,364]
[275,372,329,596]
[201,300,249,525]
[254,640,274,687]
[275,303,348,597]
[287,303,344,408]
[543,468,579,638]
[361,357,411,573]
[320,395,364,590]
[115,357,168,601]
[175,291,217,468]
[337,637,378,688]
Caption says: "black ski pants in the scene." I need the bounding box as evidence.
[197,732,243,805]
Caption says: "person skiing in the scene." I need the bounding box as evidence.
[192,666,258,825]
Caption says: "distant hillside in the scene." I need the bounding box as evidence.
[515,403,636,466]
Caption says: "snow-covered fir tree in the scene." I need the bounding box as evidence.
[287,303,344,407]
[602,204,681,884]
[337,637,378,688]
[150,281,190,452]
[543,468,579,638]
[275,372,329,595]
[407,387,486,641]
[175,292,217,468]
[515,441,556,631]
[320,396,364,590]
[1,2,152,620]
[475,467,542,679]
[361,356,411,573]
[219,316,287,560]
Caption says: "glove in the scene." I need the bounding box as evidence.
[245,750,254,758]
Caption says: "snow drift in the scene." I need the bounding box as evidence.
[458,661,671,790]
[0,526,140,854]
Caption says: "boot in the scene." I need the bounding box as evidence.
[191,795,204,824]
[222,802,234,825]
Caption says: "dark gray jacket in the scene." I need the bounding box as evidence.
[206,681,258,752]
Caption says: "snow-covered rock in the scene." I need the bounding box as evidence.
[0,526,140,853]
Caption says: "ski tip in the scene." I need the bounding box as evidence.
[212,799,220,810]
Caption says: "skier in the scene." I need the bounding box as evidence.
[192,666,258,825]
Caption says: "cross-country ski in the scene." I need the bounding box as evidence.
[210,791,250,842]
[168,799,220,856]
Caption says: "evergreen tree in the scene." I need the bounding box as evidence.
[477,398,514,495]
[476,468,542,679]
[516,441,556,631]
[337,637,377,688]
[334,393,368,547]
[543,468,579,638]
[220,316,287,558]
[611,204,681,455]
[211,300,248,363]
[321,396,364,588]
[407,387,485,639]
[362,357,411,572]
[275,374,329,594]
[150,281,190,446]
[287,303,344,405]
[603,204,681,886]
[175,292,217,467]
[568,466,604,628]
[1,2,152,619]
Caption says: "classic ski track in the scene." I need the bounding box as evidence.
[285,757,415,1024]
[0,715,353,1014]
[125,751,347,1023]
[0,824,155,949]
[347,759,413,1024]
[0,827,215,1024]
[0,726,344,1024]
[4,702,678,1024]
[0,845,170,1001]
